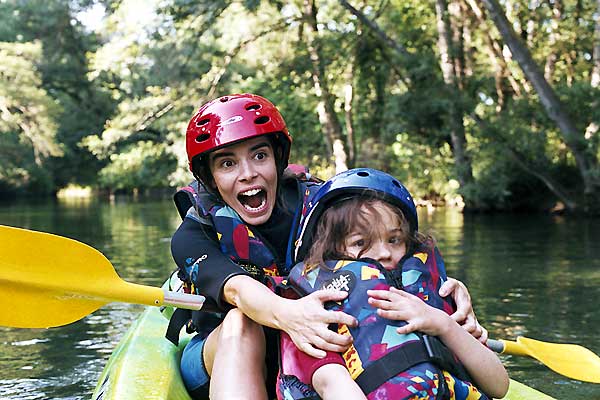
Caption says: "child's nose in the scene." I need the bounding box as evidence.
[372,241,392,261]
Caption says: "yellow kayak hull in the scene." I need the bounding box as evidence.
[92,305,555,400]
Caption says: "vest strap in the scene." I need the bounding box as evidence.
[166,308,191,346]
[355,335,471,394]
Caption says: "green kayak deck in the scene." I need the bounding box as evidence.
[92,305,555,400]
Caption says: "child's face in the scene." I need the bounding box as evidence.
[342,201,407,270]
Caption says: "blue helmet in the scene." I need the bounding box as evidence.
[294,168,418,262]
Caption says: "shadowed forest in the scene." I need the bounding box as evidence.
[1,0,599,213]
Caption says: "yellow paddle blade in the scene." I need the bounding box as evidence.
[502,337,600,383]
[0,225,165,328]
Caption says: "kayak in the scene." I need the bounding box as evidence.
[91,287,556,400]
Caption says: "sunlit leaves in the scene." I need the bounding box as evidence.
[98,141,176,190]
[0,41,62,192]
[0,0,598,209]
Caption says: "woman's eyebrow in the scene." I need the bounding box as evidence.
[210,142,270,162]
[210,151,233,161]
[249,142,270,151]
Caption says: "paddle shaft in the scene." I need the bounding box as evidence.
[488,339,529,356]
[164,290,205,309]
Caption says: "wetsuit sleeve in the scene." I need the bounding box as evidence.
[171,216,250,311]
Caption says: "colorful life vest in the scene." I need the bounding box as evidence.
[284,245,488,400]
[166,171,321,345]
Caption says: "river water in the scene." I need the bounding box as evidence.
[0,197,598,399]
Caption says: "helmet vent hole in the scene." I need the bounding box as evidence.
[246,104,261,111]
[219,96,229,102]
[357,171,369,177]
[392,180,401,188]
[195,133,211,143]
[196,118,210,127]
[254,116,270,125]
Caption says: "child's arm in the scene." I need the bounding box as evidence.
[312,363,367,400]
[367,287,509,399]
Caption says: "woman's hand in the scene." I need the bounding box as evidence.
[439,278,488,343]
[367,287,449,336]
[279,290,358,359]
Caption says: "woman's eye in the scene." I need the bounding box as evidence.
[255,151,267,160]
[221,160,234,168]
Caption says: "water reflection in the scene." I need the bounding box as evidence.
[0,196,177,400]
[0,200,598,399]
[420,208,600,398]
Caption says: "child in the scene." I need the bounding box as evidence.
[285,168,509,400]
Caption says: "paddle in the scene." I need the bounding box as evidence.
[0,225,204,329]
[488,337,600,383]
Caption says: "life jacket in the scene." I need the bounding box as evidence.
[281,245,488,400]
[166,166,321,345]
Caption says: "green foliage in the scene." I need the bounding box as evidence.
[0,41,62,193]
[0,0,115,192]
[98,141,176,191]
[389,133,457,202]
[0,0,598,213]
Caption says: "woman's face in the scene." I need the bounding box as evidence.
[342,201,407,270]
[209,136,278,226]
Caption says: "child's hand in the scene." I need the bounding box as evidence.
[367,287,451,336]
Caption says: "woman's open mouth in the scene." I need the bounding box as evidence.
[238,188,267,213]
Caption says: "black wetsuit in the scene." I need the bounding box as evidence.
[170,178,298,310]
[170,178,300,399]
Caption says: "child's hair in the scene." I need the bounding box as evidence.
[304,193,432,271]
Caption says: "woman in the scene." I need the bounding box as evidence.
[170,93,486,399]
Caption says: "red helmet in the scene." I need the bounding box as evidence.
[186,94,292,172]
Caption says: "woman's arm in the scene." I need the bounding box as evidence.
[439,278,488,343]
[223,274,358,358]
[368,287,509,398]
[171,217,250,309]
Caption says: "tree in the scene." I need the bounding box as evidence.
[481,0,600,211]
[0,0,115,190]
[302,0,348,173]
[0,41,62,193]
[434,0,474,191]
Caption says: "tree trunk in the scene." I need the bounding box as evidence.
[544,0,562,83]
[338,0,409,58]
[303,0,348,172]
[464,0,523,106]
[344,65,356,167]
[584,0,600,141]
[460,1,475,78]
[469,112,578,211]
[481,0,599,208]
[435,0,474,190]
[507,148,577,211]
[593,0,600,88]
